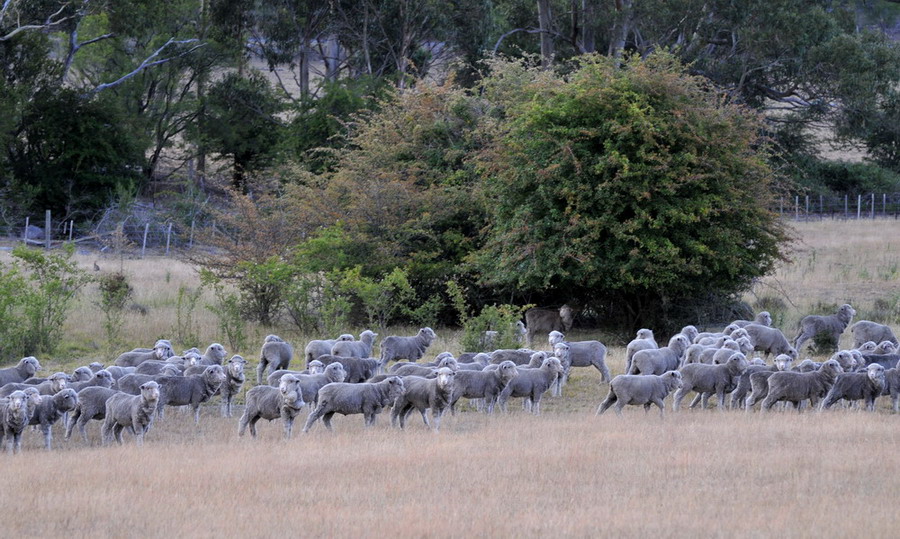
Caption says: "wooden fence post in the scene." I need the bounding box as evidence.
[857,195,862,219]
[189,220,195,249]
[871,193,875,219]
[165,223,173,256]
[24,216,29,244]
[45,210,51,249]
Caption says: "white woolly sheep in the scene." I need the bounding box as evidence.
[498,357,565,414]
[0,357,42,387]
[732,311,773,328]
[316,355,382,384]
[547,332,611,383]
[450,360,518,414]
[624,329,658,375]
[743,324,797,359]
[380,327,437,364]
[156,365,227,423]
[391,368,457,430]
[65,387,121,443]
[596,371,683,418]
[101,381,160,445]
[258,336,293,384]
[761,359,843,411]
[304,334,355,365]
[29,388,78,450]
[331,330,378,359]
[794,304,856,353]
[239,374,306,439]
[820,363,885,411]
[629,335,690,375]
[850,320,898,349]
[673,354,748,411]
[113,340,173,367]
[303,376,405,432]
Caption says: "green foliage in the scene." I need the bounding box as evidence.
[461,304,527,353]
[95,271,134,352]
[7,88,143,218]
[445,280,470,326]
[789,159,900,195]
[337,266,416,330]
[235,256,293,326]
[172,284,202,347]
[476,53,790,329]
[200,269,247,353]
[10,245,92,355]
[0,265,30,360]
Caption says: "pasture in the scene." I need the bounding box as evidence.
[2,219,900,537]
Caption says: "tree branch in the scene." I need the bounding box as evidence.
[86,39,205,96]
[0,4,73,41]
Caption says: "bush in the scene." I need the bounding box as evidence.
[201,270,247,354]
[461,304,528,353]
[96,271,134,352]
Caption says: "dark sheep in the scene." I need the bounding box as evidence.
[303,377,406,432]
[794,303,856,353]
[155,365,227,423]
[820,363,885,411]
[238,374,306,439]
[673,354,748,411]
[65,387,121,442]
[380,327,437,364]
[498,357,565,414]
[101,381,161,445]
[316,355,382,384]
[761,359,843,411]
[596,371,684,418]
[0,357,42,387]
[304,334,355,365]
[850,320,898,349]
[449,361,519,414]
[524,305,574,347]
[331,330,378,359]
[29,388,78,450]
[391,368,457,430]
[628,335,691,375]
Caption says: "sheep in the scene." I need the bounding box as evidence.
[0,357,42,386]
[288,363,347,408]
[0,390,36,453]
[856,341,878,354]
[458,353,491,367]
[267,359,325,386]
[88,362,104,373]
[498,357,565,414]
[113,340,173,367]
[69,370,115,392]
[104,365,136,383]
[860,353,900,370]
[154,366,227,423]
[883,365,900,412]
[29,388,78,449]
[490,348,539,365]
[258,336,293,384]
[0,371,68,397]
[199,343,227,366]
[760,359,843,411]
[673,354,748,411]
[304,334,355,365]
[65,387,121,442]
[380,327,437,364]
[101,381,161,445]
[449,361,518,414]
[391,368,457,430]
[794,303,856,353]
[238,374,306,439]
[303,376,405,432]
[850,320,898,349]
[711,337,754,364]
[550,342,571,396]
[331,330,378,359]
[135,359,188,376]
[547,332,611,383]
[743,324,797,359]
[746,356,816,410]
[71,366,95,383]
[732,311,773,328]
[524,305,574,347]
[829,350,858,372]
[596,371,684,418]
[394,352,454,370]
[390,357,458,378]
[820,364,886,411]
[315,355,382,384]
[873,341,898,355]
[731,354,793,409]
[624,329,658,375]
[628,335,691,375]
[215,355,247,418]
[680,325,700,344]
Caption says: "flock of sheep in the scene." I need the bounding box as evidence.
[1,303,898,452]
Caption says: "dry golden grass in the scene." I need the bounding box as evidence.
[3,219,900,536]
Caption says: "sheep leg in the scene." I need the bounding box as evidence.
[193,405,201,424]
[432,409,443,431]
[256,360,267,385]
[114,424,125,445]
[688,393,702,409]
[322,412,335,431]
[64,411,78,440]
[596,362,611,384]
[597,392,617,415]
[283,417,294,439]
[419,409,430,428]
[892,394,899,413]
[651,397,666,419]
[672,388,686,411]
[249,416,260,438]
[716,389,726,410]
[613,402,625,416]
[42,425,53,450]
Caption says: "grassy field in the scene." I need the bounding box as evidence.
[2,219,900,537]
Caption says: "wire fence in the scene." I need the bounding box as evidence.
[777,193,900,220]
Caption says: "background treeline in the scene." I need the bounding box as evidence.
[2,0,900,332]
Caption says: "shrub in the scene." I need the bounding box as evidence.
[461,304,528,353]
[96,271,134,352]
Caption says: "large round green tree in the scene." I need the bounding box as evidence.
[475,53,790,329]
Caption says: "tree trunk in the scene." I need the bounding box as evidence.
[537,0,554,68]
[609,0,634,60]
[325,35,340,81]
[298,39,310,98]
[581,0,596,53]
